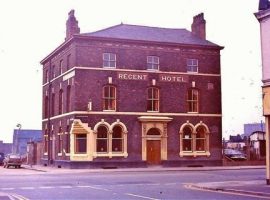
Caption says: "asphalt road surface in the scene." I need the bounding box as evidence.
[0,167,267,200]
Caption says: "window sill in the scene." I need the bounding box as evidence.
[103,110,116,112]
[93,152,128,158]
[147,111,159,113]
[179,151,210,157]
[187,112,199,114]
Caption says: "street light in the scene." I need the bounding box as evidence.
[13,123,22,154]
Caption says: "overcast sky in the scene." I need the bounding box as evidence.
[0,0,263,142]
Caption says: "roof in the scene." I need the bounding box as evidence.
[13,129,42,142]
[229,134,244,143]
[81,23,220,47]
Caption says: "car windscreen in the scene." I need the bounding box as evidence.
[9,155,21,159]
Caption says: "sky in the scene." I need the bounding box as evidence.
[0,0,263,142]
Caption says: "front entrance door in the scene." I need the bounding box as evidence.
[147,140,161,165]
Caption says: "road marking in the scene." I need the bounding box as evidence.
[59,186,73,189]
[186,184,270,199]
[125,193,160,200]
[19,187,35,190]
[76,185,92,188]
[10,193,30,200]
[1,188,14,190]
[39,186,54,189]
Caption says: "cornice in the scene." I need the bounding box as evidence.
[255,8,270,22]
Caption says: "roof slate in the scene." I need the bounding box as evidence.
[81,24,220,47]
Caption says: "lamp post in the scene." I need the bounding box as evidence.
[14,123,21,154]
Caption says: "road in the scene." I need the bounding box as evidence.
[0,167,267,200]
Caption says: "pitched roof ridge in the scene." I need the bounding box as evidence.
[83,23,186,35]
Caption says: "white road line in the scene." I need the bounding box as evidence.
[76,185,92,188]
[10,193,30,200]
[59,186,73,189]
[20,187,35,190]
[125,193,160,200]
[39,186,54,189]
[1,188,14,190]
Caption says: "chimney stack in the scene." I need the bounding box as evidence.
[191,13,206,40]
[258,0,270,10]
[65,10,80,41]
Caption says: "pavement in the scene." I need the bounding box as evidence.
[2,164,270,199]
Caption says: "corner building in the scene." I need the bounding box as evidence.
[41,10,223,168]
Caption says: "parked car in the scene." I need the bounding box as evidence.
[3,154,23,168]
[0,153,4,165]
[224,149,247,161]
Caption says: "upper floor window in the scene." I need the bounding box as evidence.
[44,96,49,118]
[52,65,56,78]
[147,56,159,70]
[66,85,71,113]
[59,60,63,74]
[103,53,116,68]
[44,70,49,83]
[147,87,159,112]
[67,54,71,70]
[103,85,116,111]
[187,59,198,73]
[187,89,199,113]
[59,89,64,115]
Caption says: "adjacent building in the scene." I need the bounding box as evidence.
[255,0,270,185]
[0,140,12,155]
[249,131,266,160]
[41,10,223,168]
[13,129,42,155]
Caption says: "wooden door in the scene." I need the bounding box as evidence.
[147,140,161,165]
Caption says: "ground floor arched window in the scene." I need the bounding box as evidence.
[179,121,210,157]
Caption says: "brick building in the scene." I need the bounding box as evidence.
[41,10,223,168]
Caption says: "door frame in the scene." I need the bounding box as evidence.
[138,116,172,163]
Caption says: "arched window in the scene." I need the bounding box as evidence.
[112,126,123,152]
[187,89,199,112]
[147,128,160,135]
[59,89,64,115]
[183,126,193,152]
[147,87,159,112]
[66,85,71,113]
[103,85,116,111]
[96,126,109,153]
[180,122,210,157]
[196,126,206,151]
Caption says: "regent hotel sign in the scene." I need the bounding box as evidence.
[117,72,188,83]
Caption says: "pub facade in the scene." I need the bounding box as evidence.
[41,10,223,168]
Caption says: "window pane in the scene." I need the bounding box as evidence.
[75,134,86,153]
[183,126,193,152]
[97,126,108,153]
[183,139,192,151]
[112,139,123,152]
[196,138,205,151]
[97,139,108,152]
